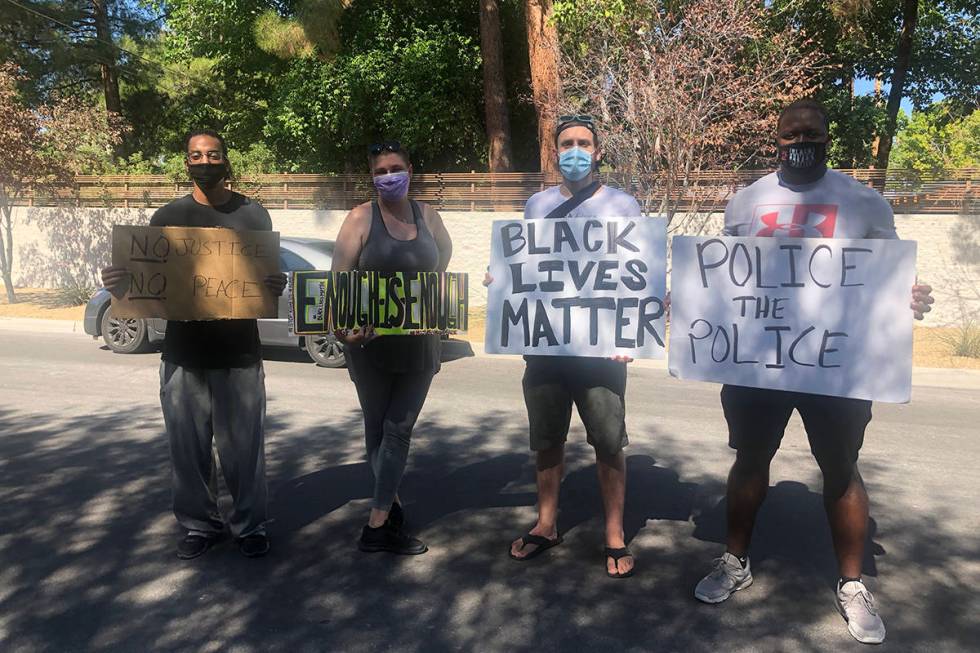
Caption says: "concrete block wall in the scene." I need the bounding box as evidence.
[11,206,979,326]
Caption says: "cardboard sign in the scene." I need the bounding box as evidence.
[485,216,668,358]
[110,225,280,320]
[668,235,917,403]
[289,270,469,335]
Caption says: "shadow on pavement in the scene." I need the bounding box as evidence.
[692,480,883,588]
[0,404,976,652]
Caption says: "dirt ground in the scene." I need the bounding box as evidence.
[3,288,978,369]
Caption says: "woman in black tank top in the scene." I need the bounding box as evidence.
[330,142,453,555]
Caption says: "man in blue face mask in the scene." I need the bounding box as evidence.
[499,116,644,578]
[526,116,642,217]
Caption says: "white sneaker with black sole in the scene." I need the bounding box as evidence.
[836,580,886,644]
[694,552,753,604]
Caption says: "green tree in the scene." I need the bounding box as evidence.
[253,0,347,59]
[769,0,980,168]
[262,0,488,172]
[149,0,294,160]
[0,0,162,145]
[890,104,980,172]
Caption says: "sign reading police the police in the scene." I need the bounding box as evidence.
[289,271,468,335]
[485,216,668,358]
[668,235,917,403]
[111,225,280,320]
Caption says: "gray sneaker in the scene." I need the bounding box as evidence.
[836,580,886,644]
[694,552,753,603]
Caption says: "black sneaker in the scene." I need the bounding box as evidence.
[358,522,427,555]
[238,533,271,558]
[387,502,405,531]
[176,533,217,560]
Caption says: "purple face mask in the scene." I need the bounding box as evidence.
[373,171,410,201]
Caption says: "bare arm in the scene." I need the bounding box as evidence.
[330,205,375,344]
[424,204,453,272]
[331,204,371,272]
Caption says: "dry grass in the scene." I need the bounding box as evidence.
[913,325,980,369]
[0,288,87,321]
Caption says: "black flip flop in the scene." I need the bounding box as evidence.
[510,533,562,561]
[605,546,635,578]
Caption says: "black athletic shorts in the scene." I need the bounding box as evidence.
[523,356,628,457]
[720,384,872,471]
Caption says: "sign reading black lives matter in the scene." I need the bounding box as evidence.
[289,271,469,335]
[668,236,917,403]
[485,216,668,358]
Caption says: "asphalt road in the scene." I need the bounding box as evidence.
[0,320,978,652]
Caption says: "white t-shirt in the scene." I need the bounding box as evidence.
[723,169,897,240]
[524,184,643,219]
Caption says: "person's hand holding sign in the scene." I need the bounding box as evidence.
[264,272,288,297]
[911,283,934,320]
[336,325,377,348]
[101,265,129,298]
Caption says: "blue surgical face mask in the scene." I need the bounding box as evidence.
[558,147,593,182]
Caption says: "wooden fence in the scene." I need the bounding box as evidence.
[16,168,980,213]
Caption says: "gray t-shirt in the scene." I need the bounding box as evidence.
[524,184,643,219]
[723,169,897,240]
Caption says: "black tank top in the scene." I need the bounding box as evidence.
[357,200,439,271]
[352,200,441,373]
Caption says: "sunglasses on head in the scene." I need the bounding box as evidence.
[369,140,402,156]
[556,114,597,140]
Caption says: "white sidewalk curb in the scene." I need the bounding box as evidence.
[0,317,86,334]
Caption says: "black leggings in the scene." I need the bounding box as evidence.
[347,349,435,510]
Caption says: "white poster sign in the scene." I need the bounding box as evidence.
[485,216,668,358]
[668,236,917,403]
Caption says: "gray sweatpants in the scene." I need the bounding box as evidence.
[159,361,268,538]
[347,350,435,510]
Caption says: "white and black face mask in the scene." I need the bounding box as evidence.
[777,141,827,183]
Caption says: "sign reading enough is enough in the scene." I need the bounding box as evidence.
[289,270,469,335]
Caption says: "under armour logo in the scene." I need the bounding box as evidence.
[752,204,838,238]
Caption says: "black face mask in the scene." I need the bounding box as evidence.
[777,141,827,184]
[188,163,227,190]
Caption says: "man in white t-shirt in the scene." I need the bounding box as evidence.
[488,116,642,578]
[693,99,934,645]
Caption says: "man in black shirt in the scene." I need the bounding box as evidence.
[102,130,286,559]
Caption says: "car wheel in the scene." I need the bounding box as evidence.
[100,305,150,354]
[305,333,346,368]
